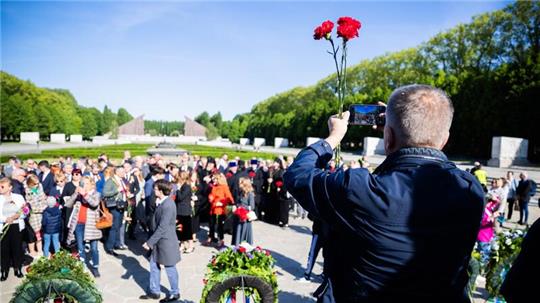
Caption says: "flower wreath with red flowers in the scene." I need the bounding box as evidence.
[201,243,278,303]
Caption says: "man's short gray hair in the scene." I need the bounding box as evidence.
[386,84,454,148]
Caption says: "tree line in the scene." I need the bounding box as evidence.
[0,71,190,140]
[218,1,539,160]
[0,71,136,140]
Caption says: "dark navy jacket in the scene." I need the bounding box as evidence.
[42,206,62,234]
[284,141,484,303]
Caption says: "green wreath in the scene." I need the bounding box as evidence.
[11,278,100,303]
[11,251,102,303]
[201,245,278,303]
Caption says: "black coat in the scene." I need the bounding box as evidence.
[175,183,192,216]
[284,142,485,302]
[39,171,55,196]
[11,179,25,196]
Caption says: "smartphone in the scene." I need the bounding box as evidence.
[348,104,386,126]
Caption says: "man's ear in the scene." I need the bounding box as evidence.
[439,131,450,150]
[384,126,396,155]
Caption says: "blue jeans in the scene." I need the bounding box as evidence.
[43,233,60,257]
[149,254,179,296]
[75,224,99,267]
[106,208,123,251]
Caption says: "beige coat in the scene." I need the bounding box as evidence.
[65,191,102,243]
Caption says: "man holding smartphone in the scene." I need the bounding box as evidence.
[284,84,484,302]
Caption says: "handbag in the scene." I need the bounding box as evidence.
[96,201,113,230]
[247,210,258,222]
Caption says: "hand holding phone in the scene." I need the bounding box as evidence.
[348,104,386,126]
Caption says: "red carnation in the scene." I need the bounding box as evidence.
[226,172,233,178]
[234,206,249,222]
[275,181,283,188]
[337,16,361,41]
[248,171,256,179]
[238,246,247,253]
[313,20,334,40]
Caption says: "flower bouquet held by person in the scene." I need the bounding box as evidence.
[313,16,361,165]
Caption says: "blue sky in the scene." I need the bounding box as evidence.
[1,1,510,121]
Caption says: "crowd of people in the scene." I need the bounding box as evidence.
[0,151,314,283]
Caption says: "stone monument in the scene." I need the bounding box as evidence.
[488,136,529,167]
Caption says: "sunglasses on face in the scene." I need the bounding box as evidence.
[73,173,81,176]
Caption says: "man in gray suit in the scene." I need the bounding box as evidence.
[140,180,181,302]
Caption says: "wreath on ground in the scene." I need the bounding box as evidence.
[485,229,526,301]
[11,250,102,303]
[200,243,278,303]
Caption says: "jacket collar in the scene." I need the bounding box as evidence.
[374,147,450,175]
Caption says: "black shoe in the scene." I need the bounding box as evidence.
[106,250,119,256]
[0,271,8,281]
[114,245,127,250]
[139,293,160,300]
[14,269,24,278]
[91,267,101,278]
[159,294,180,302]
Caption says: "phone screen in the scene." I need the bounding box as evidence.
[348,104,386,126]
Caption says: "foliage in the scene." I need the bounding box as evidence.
[11,250,102,303]
[0,72,134,140]
[201,244,278,303]
[485,229,526,299]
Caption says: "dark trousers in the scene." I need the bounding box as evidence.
[1,224,24,272]
[507,198,516,220]
[209,214,225,241]
[106,208,123,251]
[279,199,289,226]
[519,199,529,224]
[305,234,323,279]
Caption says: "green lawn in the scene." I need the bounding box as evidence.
[1,144,280,163]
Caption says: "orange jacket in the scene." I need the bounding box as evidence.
[208,184,234,215]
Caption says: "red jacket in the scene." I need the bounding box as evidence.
[208,184,234,215]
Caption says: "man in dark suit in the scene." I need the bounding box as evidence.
[516,172,534,225]
[38,160,55,195]
[141,180,181,302]
[144,167,165,234]
[285,84,484,302]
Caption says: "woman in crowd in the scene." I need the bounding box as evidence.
[477,194,500,266]
[190,170,202,242]
[207,173,234,247]
[270,158,290,228]
[61,169,82,246]
[103,166,128,254]
[64,176,102,277]
[25,174,48,257]
[0,177,27,280]
[175,171,194,253]
[232,177,255,245]
[130,166,147,235]
[50,173,66,200]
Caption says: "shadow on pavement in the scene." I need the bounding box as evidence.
[287,224,312,236]
[278,290,315,303]
[268,249,304,278]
